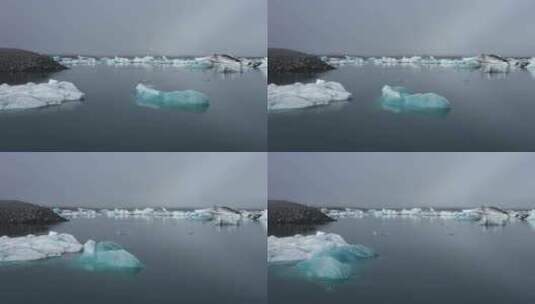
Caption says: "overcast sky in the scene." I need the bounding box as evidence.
[269,153,535,208]
[0,153,266,208]
[0,0,266,56]
[269,0,535,56]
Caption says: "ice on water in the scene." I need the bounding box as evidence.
[76,240,143,271]
[321,206,522,226]
[54,54,265,73]
[268,232,376,280]
[54,207,266,226]
[0,232,83,262]
[0,231,142,271]
[268,79,352,111]
[0,80,85,110]
[319,54,535,74]
[135,84,209,112]
[381,85,450,111]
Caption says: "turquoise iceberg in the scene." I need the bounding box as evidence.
[135,84,209,112]
[75,240,143,272]
[268,232,376,281]
[380,85,450,114]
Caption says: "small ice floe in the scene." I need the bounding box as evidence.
[0,79,85,110]
[380,85,450,113]
[0,232,83,262]
[268,79,351,111]
[476,207,511,226]
[135,83,209,112]
[75,240,143,271]
[206,54,262,73]
[268,232,376,280]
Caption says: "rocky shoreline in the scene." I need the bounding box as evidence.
[268,48,334,74]
[0,200,67,225]
[0,48,66,73]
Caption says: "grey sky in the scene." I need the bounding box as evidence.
[0,153,266,208]
[269,0,535,56]
[269,153,535,208]
[0,0,266,56]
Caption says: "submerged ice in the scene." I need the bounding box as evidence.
[268,232,376,280]
[0,80,85,110]
[76,240,143,271]
[268,79,351,111]
[381,85,450,112]
[135,84,209,111]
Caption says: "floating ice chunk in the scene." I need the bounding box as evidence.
[268,79,351,111]
[477,207,510,226]
[268,232,375,263]
[380,85,450,112]
[0,80,85,110]
[135,84,209,112]
[75,240,143,271]
[268,232,375,280]
[481,63,510,73]
[0,232,82,262]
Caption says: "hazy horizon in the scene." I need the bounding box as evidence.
[269,153,535,209]
[0,153,266,209]
[269,0,535,57]
[0,0,266,57]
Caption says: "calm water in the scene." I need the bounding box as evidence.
[269,217,535,304]
[269,65,535,151]
[0,217,266,304]
[0,64,266,151]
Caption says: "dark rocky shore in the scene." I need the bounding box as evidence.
[268,48,334,74]
[268,200,334,225]
[0,48,66,73]
[0,200,66,225]
[268,200,335,236]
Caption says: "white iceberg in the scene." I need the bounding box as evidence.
[75,240,143,271]
[0,232,83,262]
[52,206,265,226]
[268,79,351,111]
[268,232,375,280]
[380,85,450,112]
[0,80,85,110]
[476,207,510,226]
[135,84,209,112]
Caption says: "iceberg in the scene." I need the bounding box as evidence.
[0,79,85,110]
[380,85,450,112]
[135,84,209,112]
[476,207,510,226]
[0,232,82,262]
[268,232,375,280]
[52,206,266,225]
[268,79,351,111]
[75,240,143,271]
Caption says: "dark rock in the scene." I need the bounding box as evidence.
[0,48,66,73]
[268,200,334,225]
[0,200,67,225]
[268,48,334,75]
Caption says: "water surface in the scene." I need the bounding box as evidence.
[0,64,266,151]
[0,217,266,304]
[269,217,535,303]
[269,64,535,151]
